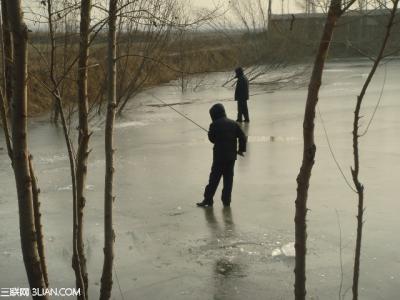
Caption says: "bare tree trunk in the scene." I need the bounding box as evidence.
[0,6,12,156]
[1,13,48,287]
[267,0,272,29]
[4,2,48,287]
[36,1,87,293]
[1,0,13,116]
[100,0,118,298]
[294,0,348,299]
[55,92,87,300]
[6,0,48,296]
[0,16,12,165]
[351,3,399,299]
[0,88,12,159]
[178,28,186,93]
[28,156,49,288]
[76,0,92,295]
[46,0,60,124]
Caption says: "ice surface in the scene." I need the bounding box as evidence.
[1,60,400,299]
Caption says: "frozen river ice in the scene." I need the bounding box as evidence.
[1,59,400,299]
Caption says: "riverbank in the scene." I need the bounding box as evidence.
[26,32,259,117]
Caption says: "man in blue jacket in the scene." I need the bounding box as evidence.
[197,103,247,208]
[234,67,250,122]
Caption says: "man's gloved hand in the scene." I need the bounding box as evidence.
[237,151,245,157]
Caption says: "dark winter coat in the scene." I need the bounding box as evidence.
[208,104,247,162]
[234,70,249,102]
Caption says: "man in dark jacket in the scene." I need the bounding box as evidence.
[197,103,247,208]
[234,67,250,122]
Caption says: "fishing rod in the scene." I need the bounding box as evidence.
[148,93,280,149]
[149,93,209,133]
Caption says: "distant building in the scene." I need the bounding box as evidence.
[267,10,400,58]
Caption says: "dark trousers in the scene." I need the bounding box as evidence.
[204,160,235,205]
[237,100,249,121]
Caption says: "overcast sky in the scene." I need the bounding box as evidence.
[194,0,220,7]
[21,0,305,31]
[197,0,227,8]
[191,0,302,15]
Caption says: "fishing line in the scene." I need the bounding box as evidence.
[360,62,388,137]
[317,105,357,193]
[148,90,274,132]
[113,265,125,300]
[148,93,209,133]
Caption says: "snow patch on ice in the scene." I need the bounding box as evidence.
[39,154,68,164]
[247,136,299,143]
[272,242,295,257]
[115,121,147,129]
[57,184,94,191]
